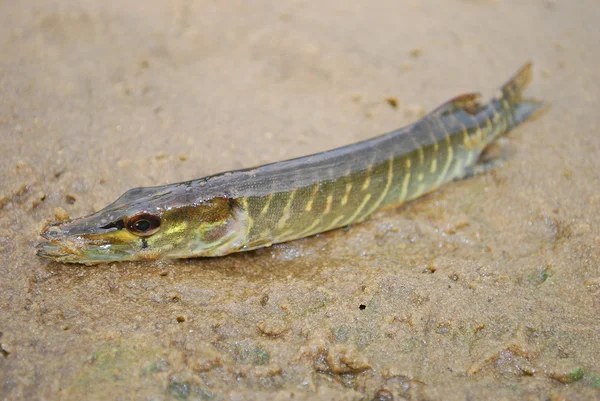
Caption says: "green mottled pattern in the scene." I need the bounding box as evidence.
[234,60,546,252]
[240,100,510,250]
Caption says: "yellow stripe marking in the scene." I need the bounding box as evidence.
[498,101,508,134]
[304,184,320,212]
[464,148,475,167]
[448,107,472,178]
[425,122,440,180]
[362,166,372,190]
[241,198,253,233]
[276,189,296,230]
[259,194,273,216]
[474,118,484,145]
[409,130,424,164]
[323,215,346,232]
[430,158,437,174]
[492,107,501,123]
[285,218,322,241]
[165,221,188,235]
[485,115,492,135]
[451,154,464,178]
[412,183,427,199]
[425,122,439,154]
[343,193,372,226]
[341,183,353,206]
[304,219,326,238]
[459,120,475,168]
[436,129,453,186]
[462,126,473,149]
[324,195,333,215]
[277,229,295,239]
[359,156,394,221]
[399,158,412,202]
[501,98,513,128]
[466,114,484,168]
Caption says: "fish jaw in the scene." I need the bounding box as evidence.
[35,239,139,264]
[37,217,142,264]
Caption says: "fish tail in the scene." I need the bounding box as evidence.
[499,62,548,128]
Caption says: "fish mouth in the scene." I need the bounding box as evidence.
[36,238,137,264]
[37,218,137,264]
[37,221,87,260]
[36,241,80,261]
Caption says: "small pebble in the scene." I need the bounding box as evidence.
[257,318,288,336]
[54,207,70,221]
[409,48,422,58]
[385,97,399,108]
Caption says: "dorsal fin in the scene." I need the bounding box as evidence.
[431,93,484,117]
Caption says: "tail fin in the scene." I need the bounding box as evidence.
[500,62,547,126]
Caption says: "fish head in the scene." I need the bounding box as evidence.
[37,185,247,264]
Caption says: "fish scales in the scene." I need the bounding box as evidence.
[37,63,545,263]
[238,96,517,249]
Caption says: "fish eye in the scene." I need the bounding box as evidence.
[126,213,161,236]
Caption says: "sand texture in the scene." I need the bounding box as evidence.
[1,0,599,400]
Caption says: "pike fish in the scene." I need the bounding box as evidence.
[37,63,545,264]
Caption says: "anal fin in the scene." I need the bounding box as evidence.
[461,137,512,179]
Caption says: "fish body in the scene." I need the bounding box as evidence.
[37,63,544,264]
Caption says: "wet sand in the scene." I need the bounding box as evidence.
[1,1,599,400]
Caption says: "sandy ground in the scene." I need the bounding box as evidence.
[1,0,599,400]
